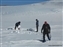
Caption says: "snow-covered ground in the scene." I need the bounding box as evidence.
[1,28,62,47]
[0,0,63,47]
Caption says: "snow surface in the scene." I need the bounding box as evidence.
[0,27,63,47]
[0,1,63,47]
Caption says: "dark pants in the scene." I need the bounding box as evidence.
[43,33,50,41]
[15,26,18,30]
[36,26,38,32]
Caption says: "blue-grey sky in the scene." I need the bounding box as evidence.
[0,0,49,6]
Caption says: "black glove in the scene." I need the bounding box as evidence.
[48,30,50,33]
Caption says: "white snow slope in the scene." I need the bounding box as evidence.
[0,0,63,47]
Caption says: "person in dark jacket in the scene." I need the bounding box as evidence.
[41,21,51,42]
[36,19,39,32]
[15,21,21,30]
